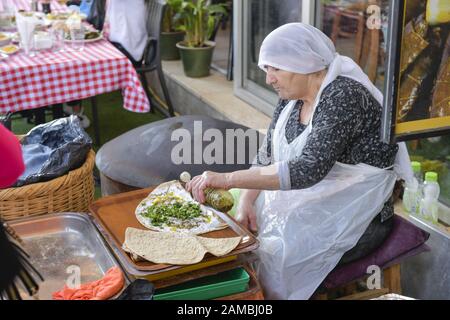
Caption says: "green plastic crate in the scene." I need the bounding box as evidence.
[153,267,250,300]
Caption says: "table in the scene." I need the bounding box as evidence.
[0,0,151,143]
[0,40,150,113]
[1,0,68,13]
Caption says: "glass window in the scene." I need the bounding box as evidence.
[390,0,450,139]
[211,0,233,77]
[315,0,390,89]
[246,0,302,91]
[406,135,450,208]
[234,0,302,115]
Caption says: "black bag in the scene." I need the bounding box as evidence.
[14,116,92,187]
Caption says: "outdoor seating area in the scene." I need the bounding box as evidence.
[0,0,449,305]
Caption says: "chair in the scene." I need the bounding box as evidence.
[330,8,366,66]
[86,0,106,31]
[312,215,430,300]
[329,1,382,83]
[136,0,175,118]
[359,26,381,83]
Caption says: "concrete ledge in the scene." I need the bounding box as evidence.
[148,60,271,131]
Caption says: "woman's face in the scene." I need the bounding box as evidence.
[265,66,310,100]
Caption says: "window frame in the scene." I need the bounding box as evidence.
[380,0,450,143]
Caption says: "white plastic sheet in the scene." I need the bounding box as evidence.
[254,162,397,299]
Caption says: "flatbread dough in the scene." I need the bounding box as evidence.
[123,227,241,265]
[135,181,228,235]
[196,236,242,256]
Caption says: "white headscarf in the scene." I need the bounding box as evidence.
[258,22,413,183]
[258,22,383,105]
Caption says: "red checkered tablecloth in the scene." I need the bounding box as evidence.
[0,0,150,114]
[1,0,67,13]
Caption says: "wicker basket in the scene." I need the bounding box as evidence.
[0,150,95,221]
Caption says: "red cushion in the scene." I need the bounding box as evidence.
[322,215,430,289]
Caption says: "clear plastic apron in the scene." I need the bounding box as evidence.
[254,100,397,300]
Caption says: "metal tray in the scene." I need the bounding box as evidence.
[88,187,259,277]
[372,294,416,300]
[9,212,129,300]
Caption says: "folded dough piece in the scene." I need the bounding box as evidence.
[196,236,242,256]
[123,227,241,265]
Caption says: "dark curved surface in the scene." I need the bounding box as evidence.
[96,115,264,190]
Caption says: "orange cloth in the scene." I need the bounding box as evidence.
[52,267,125,300]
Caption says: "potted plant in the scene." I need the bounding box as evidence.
[161,0,185,60]
[176,0,227,77]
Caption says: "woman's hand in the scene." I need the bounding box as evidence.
[235,198,258,233]
[185,171,231,203]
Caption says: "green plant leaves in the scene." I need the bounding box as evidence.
[163,0,187,32]
[208,4,228,15]
[176,0,228,47]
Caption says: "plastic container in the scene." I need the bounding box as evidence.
[419,172,440,224]
[228,188,241,217]
[403,161,424,215]
[411,161,423,184]
[412,161,423,202]
[403,177,419,214]
[153,267,250,300]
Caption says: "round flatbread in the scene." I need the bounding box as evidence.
[135,181,228,235]
[123,228,206,265]
[123,227,241,265]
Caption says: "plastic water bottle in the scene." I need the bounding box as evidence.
[411,161,423,185]
[419,172,440,224]
[411,161,423,213]
[403,177,419,214]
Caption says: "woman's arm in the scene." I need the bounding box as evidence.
[239,188,261,204]
[186,165,279,203]
[235,188,261,232]
[187,85,364,201]
[228,165,280,189]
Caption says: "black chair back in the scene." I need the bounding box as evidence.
[138,0,175,117]
[142,0,166,69]
[87,0,107,31]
